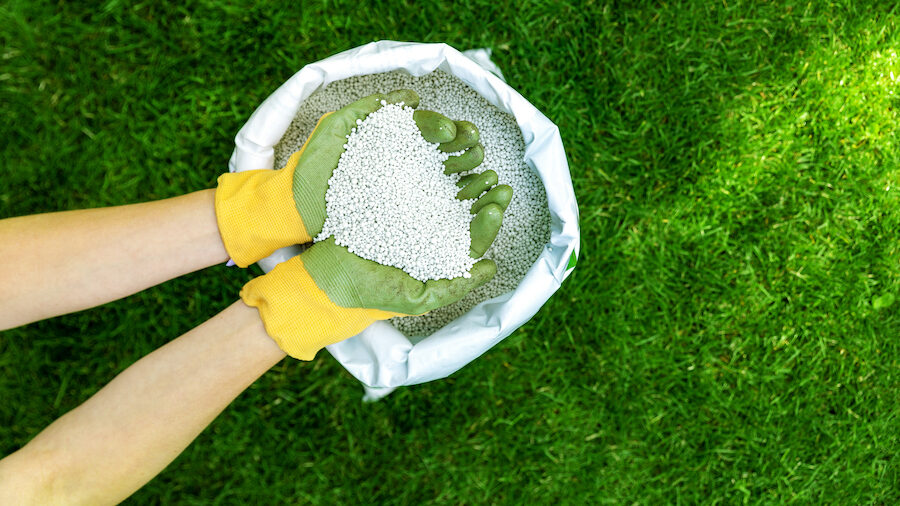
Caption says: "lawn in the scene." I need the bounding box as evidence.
[2,0,899,504]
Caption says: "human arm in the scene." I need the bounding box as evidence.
[0,300,286,506]
[0,89,508,504]
[0,189,229,331]
[0,90,503,332]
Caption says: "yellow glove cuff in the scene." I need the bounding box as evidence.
[240,256,402,360]
[214,150,310,267]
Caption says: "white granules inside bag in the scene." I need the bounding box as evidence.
[316,103,476,282]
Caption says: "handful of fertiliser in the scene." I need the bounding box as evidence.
[315,99,512,283]
[276,70,552,337]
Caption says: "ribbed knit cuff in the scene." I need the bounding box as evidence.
[214,160,311,267]
[240,256,400,360]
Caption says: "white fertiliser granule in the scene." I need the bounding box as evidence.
[275,70,551,338]
[316,102,477,282]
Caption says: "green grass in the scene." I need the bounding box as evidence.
[2,0,900,503]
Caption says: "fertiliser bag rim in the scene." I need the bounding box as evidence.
[228,40,579,401]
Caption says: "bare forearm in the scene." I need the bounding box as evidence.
[0,301,286,505]
[0,189,229,330]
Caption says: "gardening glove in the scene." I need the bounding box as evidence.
[214,89,489,267]
[240,127,513,360]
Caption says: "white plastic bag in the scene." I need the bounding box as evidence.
[229,41,579,400]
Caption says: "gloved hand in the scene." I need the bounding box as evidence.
[240,199,508,360]
[236,92,514,360]
[214,89,491,267]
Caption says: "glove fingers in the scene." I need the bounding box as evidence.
[322,89,420,142]
[456,173,479,187]
[416,258,497,312]
[439,121,480,153]
[456,170,498,200]
[434,258,497,296]
[385,89,419,108]
[443,143,485,174]
[469,204,503,258]
[413,110,457,143]
[468,258,497,285]
[339,89,420,126]
[471,184,513,214]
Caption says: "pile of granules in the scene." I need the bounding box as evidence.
[316,102,476,282]
[275,70,551,338]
